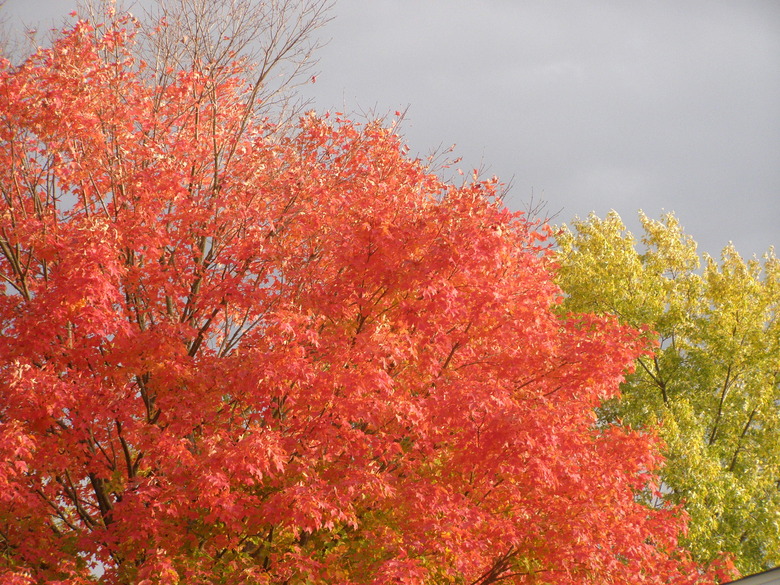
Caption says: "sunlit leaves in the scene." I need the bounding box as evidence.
[0,14,727,585]
[557,210,779,575]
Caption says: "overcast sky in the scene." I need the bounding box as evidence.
[4,0,779,258]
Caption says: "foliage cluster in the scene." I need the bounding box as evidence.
[557,211,780,575]
[0,11,732,585]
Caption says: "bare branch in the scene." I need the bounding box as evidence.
[140,0,332,130]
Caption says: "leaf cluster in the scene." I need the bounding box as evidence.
[556,211,780,575]
[0,14,728,585]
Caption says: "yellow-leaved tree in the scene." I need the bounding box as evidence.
[555,211,780,576]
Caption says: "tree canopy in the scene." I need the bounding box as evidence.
[556,211,780,576]
[0,12,735,585]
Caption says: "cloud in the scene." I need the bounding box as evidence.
[4,0,778,257]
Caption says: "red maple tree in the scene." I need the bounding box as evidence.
[0,14,731,585]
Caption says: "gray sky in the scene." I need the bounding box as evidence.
[5,0,779,258]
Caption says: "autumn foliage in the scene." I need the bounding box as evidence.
[0,15,728,585]
[557,211,779,575]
